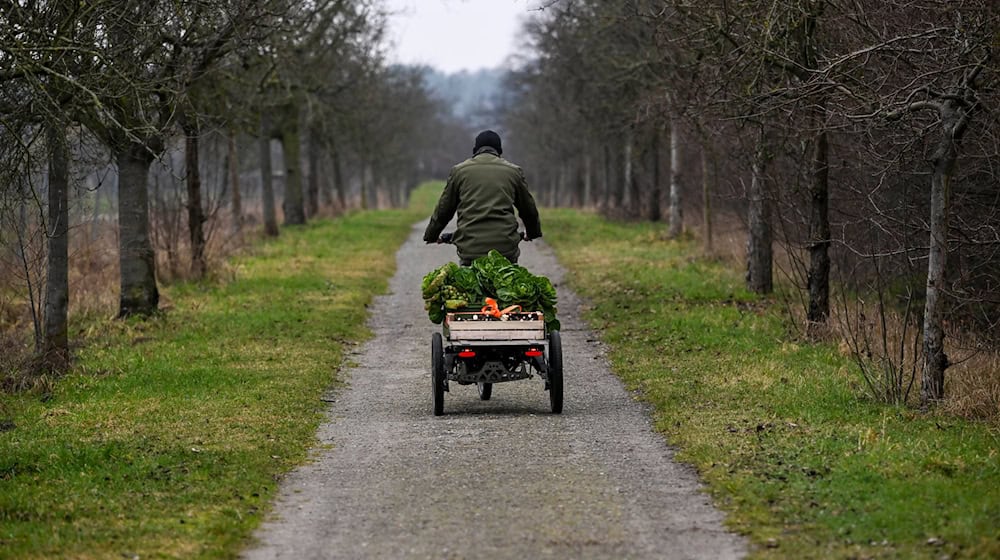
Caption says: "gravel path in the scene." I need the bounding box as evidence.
[242,221,746,560]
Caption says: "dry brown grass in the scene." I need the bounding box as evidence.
[772,273,1000,424]
[69,221,120,321]
[693,213,1000,425]
[942,347,1000,423]
[1,214,255,393]
[827,297,923,403]
[683,208,747,267]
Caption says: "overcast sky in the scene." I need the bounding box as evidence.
[383,0,540,74]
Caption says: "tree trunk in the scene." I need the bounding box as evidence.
[649,128,662,222]
[259,114,279,237]
[921,106,962,406]
[746,131,773,294]
[359,159,370,210]
[306,129,320,217]
[280,118,306,225]
[331,139,346,211]
[42,123,70,367]
[118,142,159,317]
[668,121,683,238]
[620,134,633,213]
[150,171,163,271]
[583,150,593,209]
[318,158,334,209]
[89,174,101,241]
[372,166,384,209]
[228,130,242,232]
[701,145,713,254]
[602,143,612,211]
[807,123,831,324]
[184,122,207,279]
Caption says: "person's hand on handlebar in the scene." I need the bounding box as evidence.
[438,232,453,244]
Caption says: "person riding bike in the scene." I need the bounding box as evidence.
[423,130,542,264]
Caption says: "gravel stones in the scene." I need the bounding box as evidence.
[242,221,746,560]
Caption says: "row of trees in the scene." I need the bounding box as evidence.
[0,1,462,376]
[503,0,998,407]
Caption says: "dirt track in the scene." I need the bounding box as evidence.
[242,221,746,559]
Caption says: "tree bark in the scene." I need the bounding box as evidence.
[806,121,831,324]
[331,138,346,211]
[228,129,242,232]
[649,128,662,222]
[372,166,385,208]
[668,121,683,238]
[280,117,306,225]
[117,141,159,317]
[184,122,207,279]
[746,130,773,294]
[921,105,962,405]
[259,114,279,237]
[359,158,370,210]
[42,123,70,367]
[619,133,632,213]
[602,143,612,211]
[306,129,320,217]
[625,134,640,218]
[701,144,713,254]
[89,174,101,241]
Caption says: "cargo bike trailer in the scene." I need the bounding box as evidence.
[430,309,563,416]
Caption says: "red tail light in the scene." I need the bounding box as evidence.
[458,349,476,358]
[525,349,543,357]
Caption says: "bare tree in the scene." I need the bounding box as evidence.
[258,113,279,236]
[42,121,70,368]
[746,128,774,294]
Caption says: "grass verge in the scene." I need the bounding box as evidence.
[0,188,436,559]
[541,208,999,560]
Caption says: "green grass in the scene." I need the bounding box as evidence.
[541,208,1000,559]
[0,186,438,559]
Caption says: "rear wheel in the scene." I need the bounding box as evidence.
[477,382,493,400]
[548,331,563,414]
[431,333,445,416]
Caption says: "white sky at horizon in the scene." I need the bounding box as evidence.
[383,0,540,74]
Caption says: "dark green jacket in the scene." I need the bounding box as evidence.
[423,147,542,264]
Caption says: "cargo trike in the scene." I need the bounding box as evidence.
[430,304,562,416]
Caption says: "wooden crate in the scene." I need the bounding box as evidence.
[444,312,545,341]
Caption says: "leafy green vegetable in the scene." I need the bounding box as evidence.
[471,250,510,297]
[449,266,482,302]
[428,306,446,324]
[421,250,559,331]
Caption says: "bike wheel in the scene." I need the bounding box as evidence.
[432,333,445,416]
[477,382,493,401]
[548,331,563,414]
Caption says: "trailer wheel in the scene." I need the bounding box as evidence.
[432,333,445,416]
[477,382,493,400]
[548,331,563,414]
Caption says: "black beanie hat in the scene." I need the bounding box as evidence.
[473,130,502,155]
